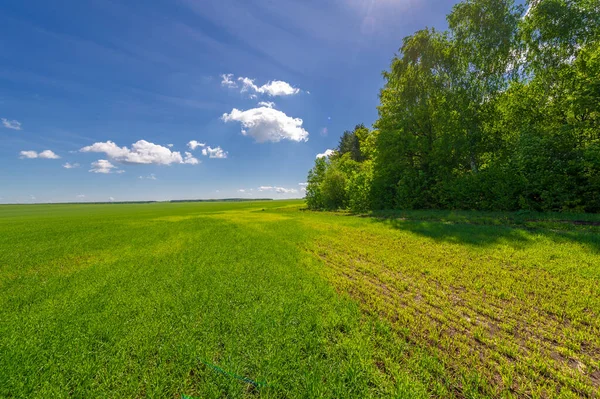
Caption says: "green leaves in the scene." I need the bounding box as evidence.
[307,0,599,213]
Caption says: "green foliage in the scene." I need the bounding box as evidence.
[305,157,328,210]
[321,166,348,210]
[347,161,374,213]
[306,125,379,212]
[337,129,362,162]
[308,0,600,213]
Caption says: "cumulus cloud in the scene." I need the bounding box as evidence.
[80,140,198,166]
[221,74,300,97]
[20,150,61,159]
[39,150,60,159]
[298,182,308,191]
[63,162,80,169]
[2,118,22,130]
[238,77,300,97]
[222,107,309,143]
[316,149,336,159]
[258,101,275,108]
[201,146,227,159]
[184,152,200,164]
[89,159,121,174]
[187,140,206,150]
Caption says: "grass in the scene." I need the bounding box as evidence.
[1,201,599,398]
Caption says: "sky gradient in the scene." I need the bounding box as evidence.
[0,0,457,203]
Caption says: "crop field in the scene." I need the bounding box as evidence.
[1,200,599,398]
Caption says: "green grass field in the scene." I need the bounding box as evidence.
[1,201,599,398]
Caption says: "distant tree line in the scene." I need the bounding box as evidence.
[306,0,600,213]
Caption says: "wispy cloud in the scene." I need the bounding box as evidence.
[221,73,237,88]
[138,173,157,180]
[187,140,206,150]
[20,150,61,159]
[89,159,122,174]
[258,186,299,194]
[2,118,22,130]
[258,101,275,108]
[188,140,227,159]
[201,146,227,159]
[222,107,309,143]
[63,162,80,169]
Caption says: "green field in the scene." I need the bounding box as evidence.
[1,201,599,398]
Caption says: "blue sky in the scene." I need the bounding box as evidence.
[0,0,456,203]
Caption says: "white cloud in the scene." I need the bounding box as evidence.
[201,146,227,159]
[139,173,157,180]
[109,197,115,202]
[258,101,275,108]
[167,144,174,148]
[2,118,22,130]
[19,151,38,159]
[19,150,60,159]
[221,74,300,97]
[80,140,197,166]
[238,77,300,97]
[76,194,86,199]
[184,152,200,165]
[39,150,60,159]
[89,159,121,174]
[221,73,237,88]
[238,189,246,193]
[222,107,309,143]
[299,183,308,191]
[317,149,335,159]
[188,140,226,158]
[63,162,80,169]
[187,140,206,150]
[258,186,299,194]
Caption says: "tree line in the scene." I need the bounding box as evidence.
[306,0,600,213]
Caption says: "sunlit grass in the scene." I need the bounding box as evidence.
[1,201,599,398]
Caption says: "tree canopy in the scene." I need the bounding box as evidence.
[306,0,600,213]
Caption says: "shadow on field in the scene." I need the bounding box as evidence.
[372,217,600,252]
